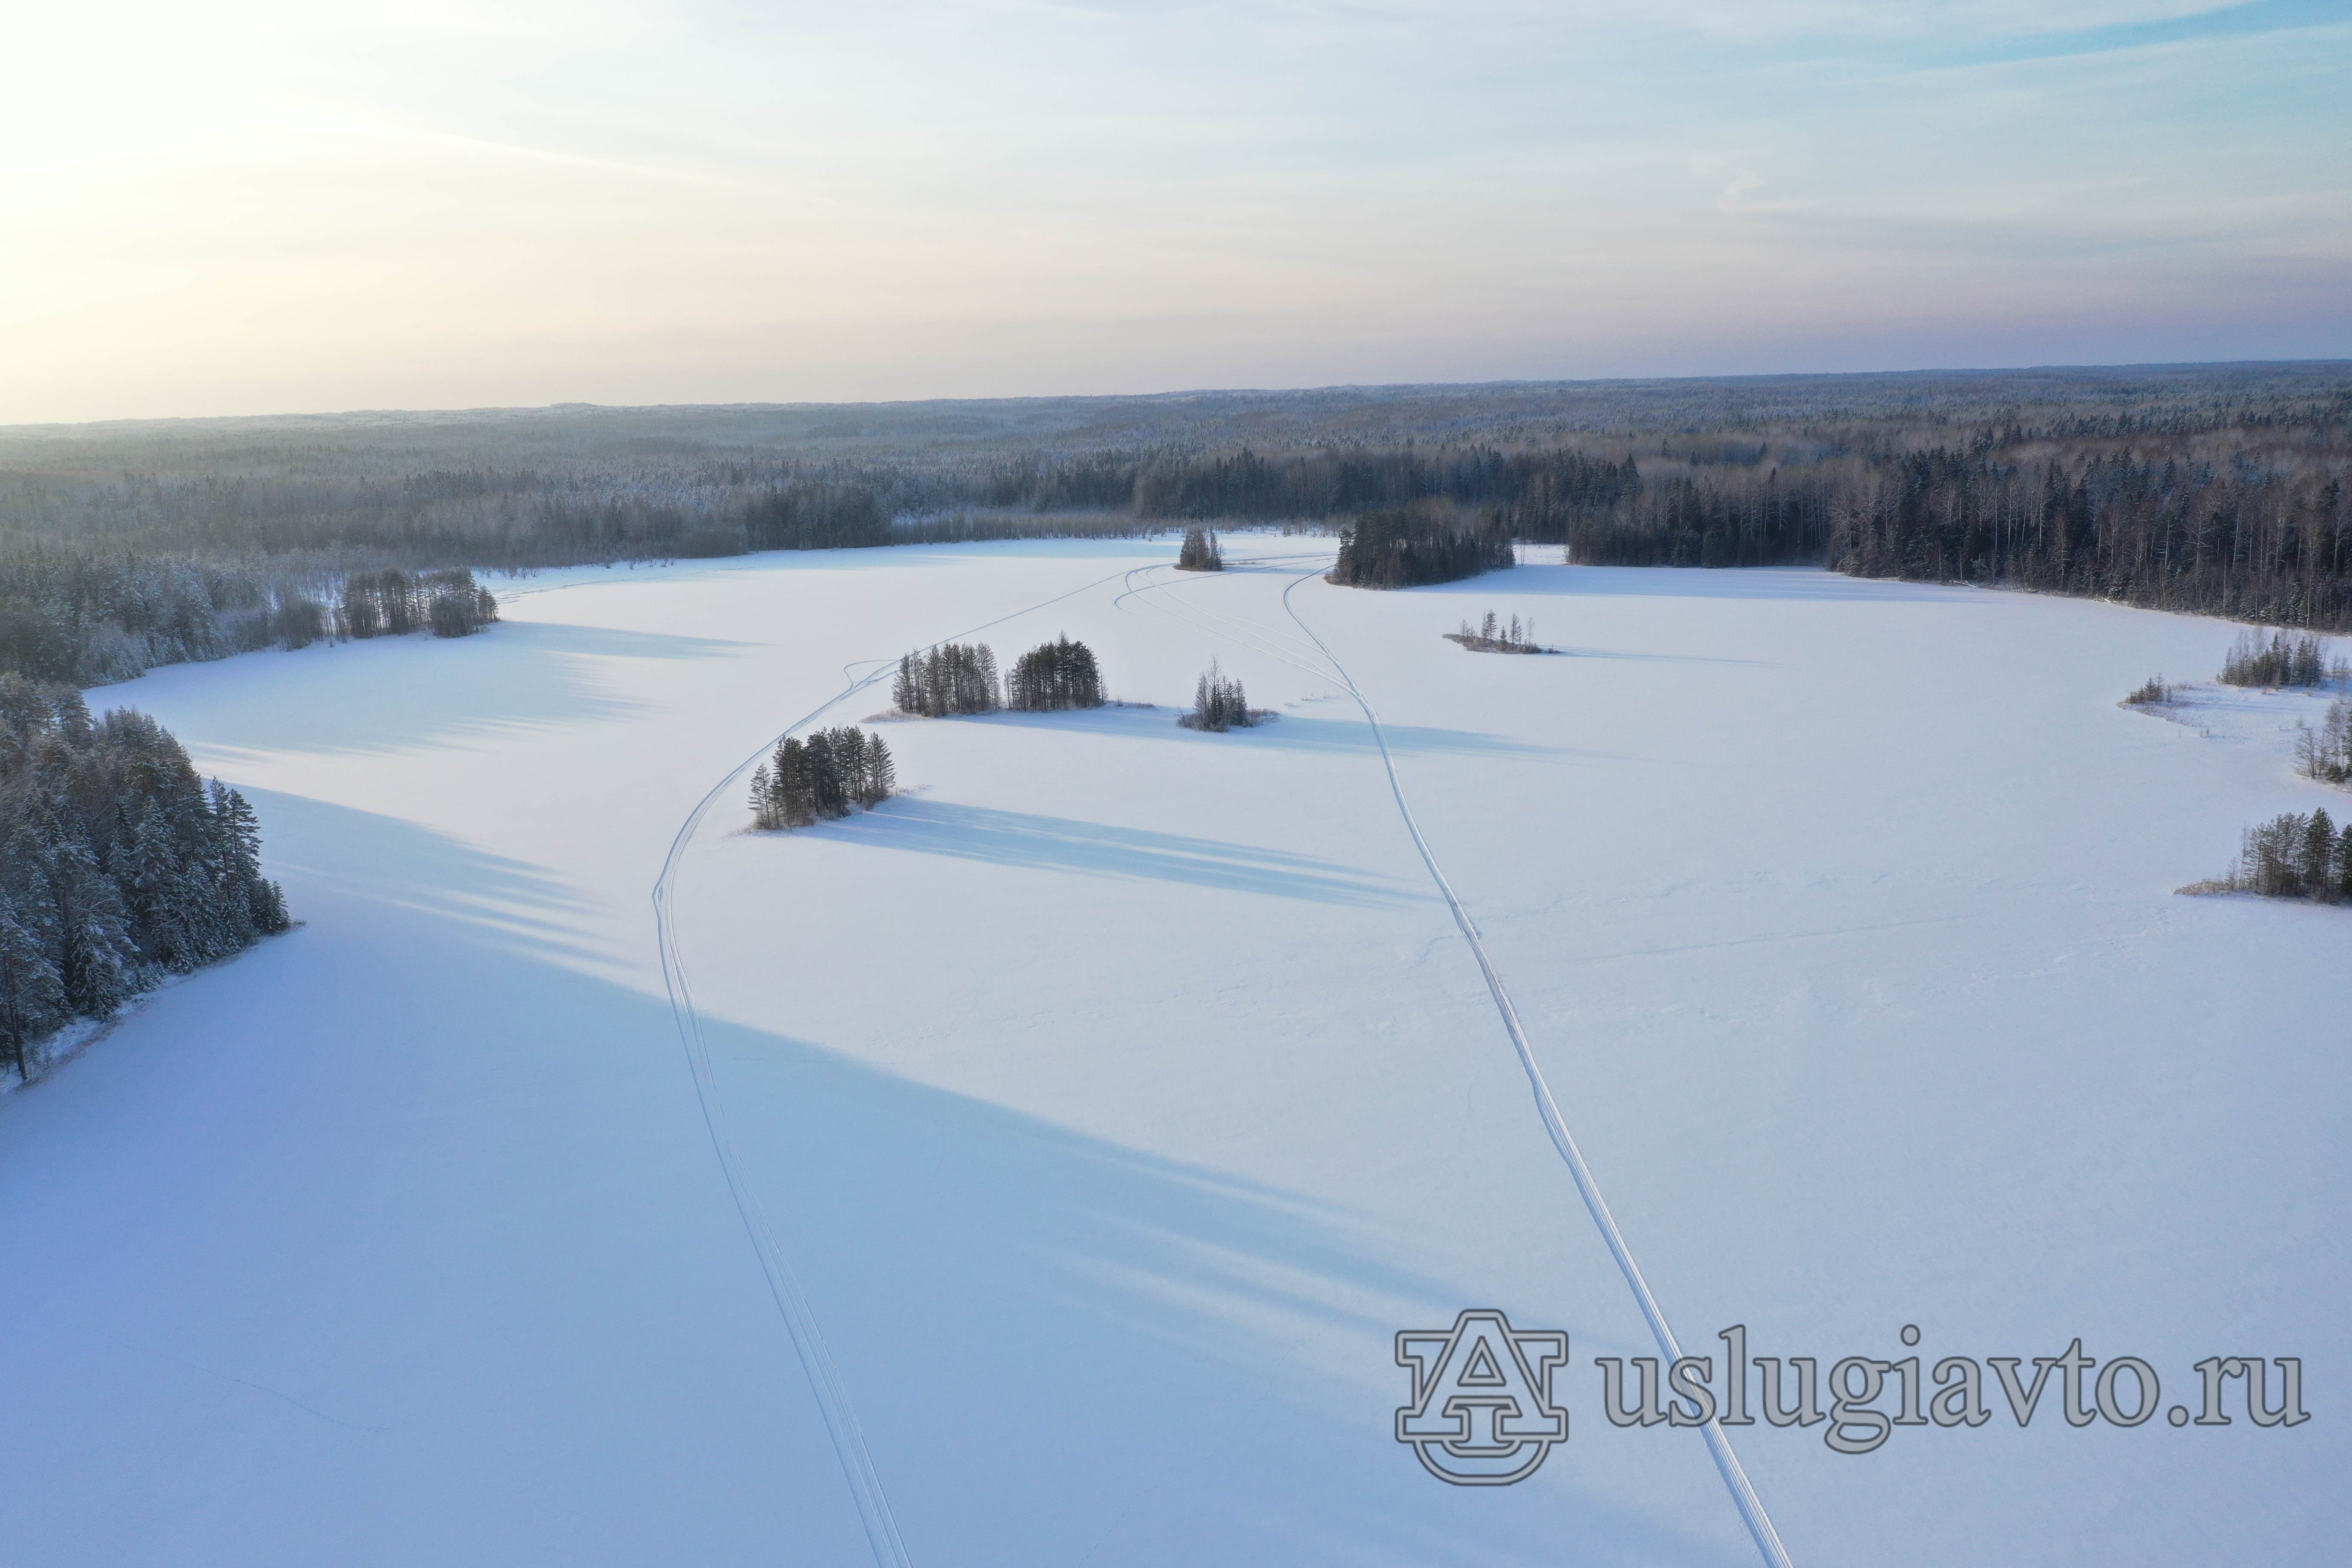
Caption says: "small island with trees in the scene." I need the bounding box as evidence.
[2185,808,2352,904]
[749,726,896,830]
[2219,630,2346,689]
[1179,660,1271,732]
[892,643,1003,717]
[1006,636,1106,710]
[1328,502,1515,589]
[1446,611,1548,654]
[889,637,1111,717]
[1176,527,1224,571]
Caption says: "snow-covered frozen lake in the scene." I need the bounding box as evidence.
[4,539,2345,1566]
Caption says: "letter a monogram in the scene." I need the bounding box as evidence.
[1396,1309,1569,1484]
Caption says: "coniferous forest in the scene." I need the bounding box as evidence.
[0,675,289,1079]
[1006,637,1106,711]
[892,643,1002,717]
[749,727,895,830]
[3,364,2349,692]
[1327,503,1516,588]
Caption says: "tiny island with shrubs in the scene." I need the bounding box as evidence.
[1445,611,1548,654]
[1176,527,1224,572]
[1179,660,1271,732]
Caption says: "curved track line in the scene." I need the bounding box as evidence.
[649,560,1145,1568]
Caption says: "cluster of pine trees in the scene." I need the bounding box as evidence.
[2219,629,2344,687]
[1569,472,1836,567]
[749,727,895,830]
[340,568,499,642]
[0,675,289,1080]
[1127,444,1643,536]
[1005,637,1105,711]
[2208,808,2352,902]
[1328,503,1516,589]
[743,481,891,552]
[1176,527,1224,571]
[893,643,1002,716]
[1182,661,1256,732]
[0,553,499,686]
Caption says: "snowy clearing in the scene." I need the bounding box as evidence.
[3,540,2346,1566]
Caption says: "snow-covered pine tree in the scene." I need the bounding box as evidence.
[46,840,139,1020]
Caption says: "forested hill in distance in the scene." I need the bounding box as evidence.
[12,361,2346,459]
[2,362,2348,686]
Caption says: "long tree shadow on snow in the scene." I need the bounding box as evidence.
[962,703,1562,760]
[820,796,1415,906]
[119,624,657,761]
[707,1012,1742,1568]
[4,789,1741,1568]
[1405,561,1990,606]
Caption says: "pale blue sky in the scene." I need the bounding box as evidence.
[3,2,2345,421]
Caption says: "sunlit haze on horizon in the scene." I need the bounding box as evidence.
[4,1,2346,424]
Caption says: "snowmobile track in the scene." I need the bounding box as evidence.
[1117,557,1793,1568]
[651,561,1142,1568]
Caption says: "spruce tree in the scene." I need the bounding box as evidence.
[775,738,814,827]
[46,841,138,1019]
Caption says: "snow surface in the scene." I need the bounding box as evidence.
[3,540,2346,1566]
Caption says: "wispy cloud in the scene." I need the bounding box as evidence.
[2,0,2346,421]
[1929,0,2349,65]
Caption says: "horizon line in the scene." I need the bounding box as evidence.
[6,357,2349,438]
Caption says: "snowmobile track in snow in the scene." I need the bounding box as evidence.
[1118,557,1794,1568]
[652,562,1142,1568]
